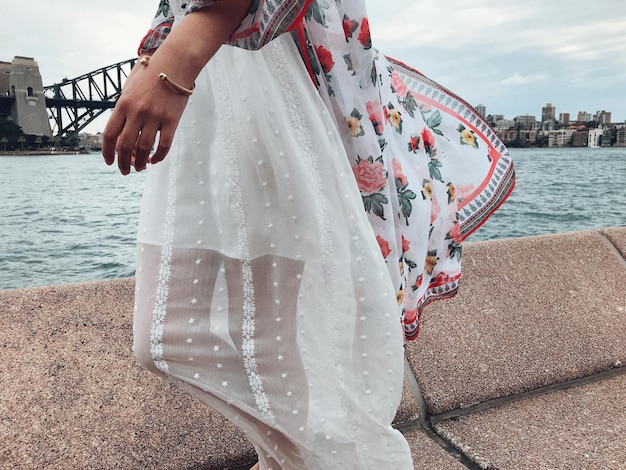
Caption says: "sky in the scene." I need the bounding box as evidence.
[3,0,626,133]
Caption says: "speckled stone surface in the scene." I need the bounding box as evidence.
[434,374,626,470]
[0,278,423,469]
[405,230,626,415]
[404,429,467,470]
[0,279,256,469]
[601,227,626,260]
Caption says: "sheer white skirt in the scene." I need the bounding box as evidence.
[133,34,413,469]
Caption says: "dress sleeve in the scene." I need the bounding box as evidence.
[138,1,175,55]
[139,0,311,55]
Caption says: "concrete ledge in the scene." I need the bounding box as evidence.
[406,228,626,415]
[434,373,626,469]
[1,227,625,469]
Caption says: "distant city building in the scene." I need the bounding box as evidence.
[495,118,515,130]
[595,110,612,125]
[515,115,537,129]
[572,129,589,147]
[601,127,613,146]
[577,111,593,123]
[616,128,626,147]
[548,129,575,147]
[588,126,603,148]
[542,102,556,123]
[475,104,487,118]
[559,112,570,126]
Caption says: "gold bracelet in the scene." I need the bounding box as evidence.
[137,55,195,97]
[159,73,195,96]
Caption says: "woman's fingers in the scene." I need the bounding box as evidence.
[134,124,160,171]
[102,111,126,166]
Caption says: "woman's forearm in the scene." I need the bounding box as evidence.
[149,0,253,89]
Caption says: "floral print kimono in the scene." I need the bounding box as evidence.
[140,0,514,340]
[132,0,514,468]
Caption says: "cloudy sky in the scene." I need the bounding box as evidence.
[3,0,625,132]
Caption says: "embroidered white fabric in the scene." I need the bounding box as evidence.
[132,14,413,469]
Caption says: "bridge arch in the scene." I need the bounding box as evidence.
[44,58,137,139]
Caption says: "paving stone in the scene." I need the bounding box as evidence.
[0,280,255,469]
[405,230,626,415]
[433,374,626,470]
[601,226,626,261]
[0,279,421,469]
[402,429,466,470]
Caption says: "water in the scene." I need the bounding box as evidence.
[1,148,625,290]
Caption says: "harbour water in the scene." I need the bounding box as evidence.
[1,147,625,290]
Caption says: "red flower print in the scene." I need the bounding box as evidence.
[376,235,392,259]
[366,100,384,135]
[449,222,462,244]
[352,159,387,195]
[390,70,409,97]
[430,198,441,224]
[403,308,418,324]
[392,159,407,187]
[358,18,371,49]
[342,15,359,39]
[402,235,411,253]
[408,135,419,153]
[430,272,450,287]
[383,105,390,123]
[422,128,436,154]
[316,45,335,74]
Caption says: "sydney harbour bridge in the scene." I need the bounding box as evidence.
[0,58,137,140]
[44,58,137,138]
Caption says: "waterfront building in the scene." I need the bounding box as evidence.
[588,126,603,148]
[601,127,613,147]
[475,104,486,118]
[616,128,626,147]
[572,129,589,147]
[559,112,570,126]
[577,111,593,123]
[548,129,575,147]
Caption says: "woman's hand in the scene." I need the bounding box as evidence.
[102,0,253,175]
[102,54,190,175]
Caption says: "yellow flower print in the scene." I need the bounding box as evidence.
[447,182,456,203]
[457,124,479,149]
[421,180,432,200]
[346,108,365,137]
[396,289,403,306]
[389,108,402,130]
[424,253,438,275]
[346,116,362,137]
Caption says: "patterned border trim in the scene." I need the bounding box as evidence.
[212,51,275,424]
[388,56,516,239]
[150,140,179,373]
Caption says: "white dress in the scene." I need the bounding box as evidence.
[132,9,413,469]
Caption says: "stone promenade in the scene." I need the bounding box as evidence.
[1,228,625,469]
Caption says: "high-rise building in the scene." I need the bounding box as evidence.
[577,111,592,123]
[475,104,487,118]
[595,110,612,125]
[542,102,556,123]
[559,113,570,125]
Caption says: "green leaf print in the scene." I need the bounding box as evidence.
[429,159,443,182]
[398,189,417,223]
[306,0,330,26]
[155,0,170,18]
[363,193,388,220]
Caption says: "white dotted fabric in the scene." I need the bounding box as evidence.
[133,29,413,469]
